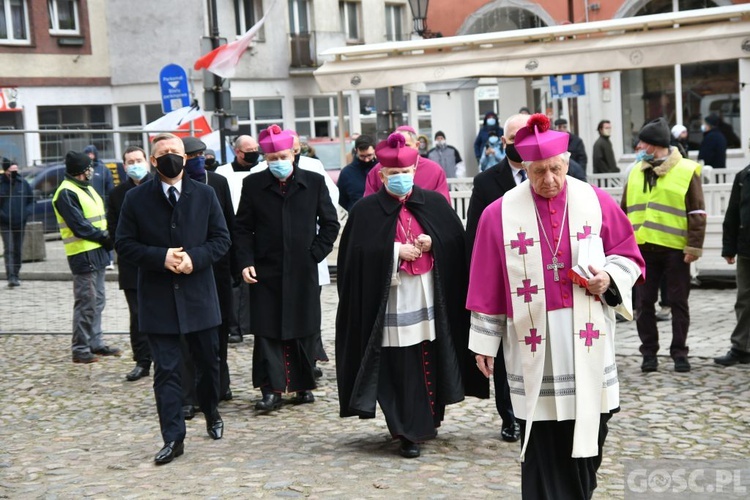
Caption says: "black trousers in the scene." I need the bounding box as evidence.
[148,328,220,443]
[181,319,231,406]
[493,345,515,425]
[636,248,691,358]
[1,225,24,280]
[519,413,612,500]
[123,289,151,368]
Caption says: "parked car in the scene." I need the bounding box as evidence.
[307,138,355,184]
[21,159,123,233]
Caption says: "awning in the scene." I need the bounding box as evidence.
[314,4,750,92]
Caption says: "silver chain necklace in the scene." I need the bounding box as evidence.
[531,187,569,281]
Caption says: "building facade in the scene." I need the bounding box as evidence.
[1,0,748,172]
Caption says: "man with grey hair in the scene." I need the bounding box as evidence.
[468,114,644,498]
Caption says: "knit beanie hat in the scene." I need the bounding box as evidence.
[638,118,671,148]
[671,124,687,139]
[65,151,92,176]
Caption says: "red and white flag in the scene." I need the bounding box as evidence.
[144,105,212,138]
[194,0,278,79]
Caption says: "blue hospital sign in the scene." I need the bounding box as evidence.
[159,64,191,113]
[549,74,586,99]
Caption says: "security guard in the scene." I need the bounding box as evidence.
[53,151,121,364]
[621,118,706,374]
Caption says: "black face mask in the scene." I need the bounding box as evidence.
[505,143,523,163]
[155,154,184,179]
[359,158,378,169]
[204,158,217,170]
[9,171,18,181]
[243,151,260,165]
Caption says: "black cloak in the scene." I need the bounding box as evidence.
[335,186,487,419]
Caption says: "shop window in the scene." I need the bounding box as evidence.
[294,96,350,139]
[38,105,113,163]
[620,59,740,153]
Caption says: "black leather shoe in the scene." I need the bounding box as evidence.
[255,393,282,412]
[313,366,323,379]
[714,349,750,366]
[641,356,658,373]
[291,390,315,405]
[227,334,243,344]
[221,389,233,401]
[125,365,149,382]
[206,413,224,440]
[501,421,520,442]
[183,405,195,420]
[399,438,420,458]
[674,357,691,372]
[154,440,184,465]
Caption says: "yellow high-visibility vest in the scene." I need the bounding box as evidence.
[625,158,700,250]
[52,179,107,256]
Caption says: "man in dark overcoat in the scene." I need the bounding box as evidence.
[115,133,231,465]
[234,125,339,412]
[107,146,153,381]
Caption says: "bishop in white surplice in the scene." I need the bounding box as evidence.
[466,114,645,500]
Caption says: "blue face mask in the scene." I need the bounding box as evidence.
[635,149,655,163]
[126,163,148,181]
[269,159,293,179]
[385,173,414,197]
[486,118,497,126]
[488,136,500,145]
[185,156,206,181]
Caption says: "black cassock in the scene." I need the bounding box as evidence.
[234,168,340,393]
[336,186,487,441]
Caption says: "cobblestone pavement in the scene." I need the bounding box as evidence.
[1,242,749,498]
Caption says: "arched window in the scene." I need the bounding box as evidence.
[461,7,547,35]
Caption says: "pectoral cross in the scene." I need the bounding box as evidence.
[547,256,564,281]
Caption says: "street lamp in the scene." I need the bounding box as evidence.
[408,0,430,38]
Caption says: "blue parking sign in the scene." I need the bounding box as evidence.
[549,74,586,99]
[159,64,191,113]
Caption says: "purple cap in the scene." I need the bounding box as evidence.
[258,125,294,153]
[515,114,570,162]
[376,133,419,168]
